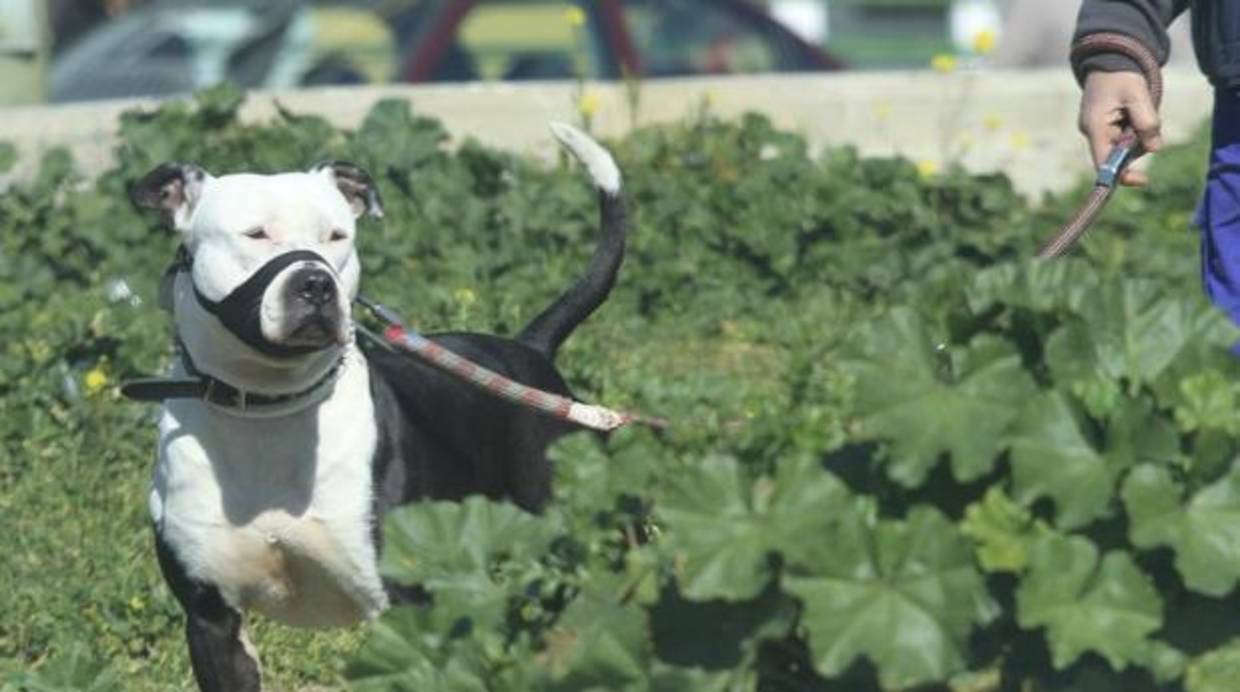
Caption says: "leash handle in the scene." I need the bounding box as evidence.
[1037,32,1164,259]
[1095,136,1136,189]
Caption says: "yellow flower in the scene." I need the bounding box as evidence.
[563,6,586,28]
[84,367,109,395]
[972,29,997,56]
[916,159,939,179]
[873,100,892,122]
[577,90,600,119]
[1010,130,1030,150]
[454,287,477,307]
[982,113,1003,131]
[930,53,957,73]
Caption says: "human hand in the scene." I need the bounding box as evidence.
[1078,70,1163,186]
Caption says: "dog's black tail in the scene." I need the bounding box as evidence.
[517,123,628,360]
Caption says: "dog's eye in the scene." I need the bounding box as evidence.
[243,228,269,240]
[329,229,349,242]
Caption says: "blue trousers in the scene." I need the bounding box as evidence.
[1199,89,1240,324]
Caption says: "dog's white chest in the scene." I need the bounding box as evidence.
[149,351,389,628]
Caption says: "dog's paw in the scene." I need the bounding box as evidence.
[549,122,621,196]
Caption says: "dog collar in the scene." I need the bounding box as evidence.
[123,246,347,414]
[120,346,345,413]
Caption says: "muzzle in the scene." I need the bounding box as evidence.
[190,249,335,358]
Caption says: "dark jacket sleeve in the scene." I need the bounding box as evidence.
[1073,0,1189,75]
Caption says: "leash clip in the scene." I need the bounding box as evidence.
[1095,142,1133,188]
[355,294,405,328]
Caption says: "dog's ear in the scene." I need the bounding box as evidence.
[312,161,384,220]
[130,162,211,232]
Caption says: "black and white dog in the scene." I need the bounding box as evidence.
[128,123,625,691]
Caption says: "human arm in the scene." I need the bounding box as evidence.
[1073,0,1188,185]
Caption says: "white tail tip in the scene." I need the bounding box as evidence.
[549,121,621,195]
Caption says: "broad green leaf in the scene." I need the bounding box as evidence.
[1147,642,1190,684]
[1175,370,1240,435]
[1105,393,1182,466]
[784,506,997,689]
[843,308,1036,486]
[1045,280,1230,389]
[967,257,1096,314]
[1007,392,1116,529]
[542,589,650,691]
[656,454,850,601]
[551,431,660,519]
[379,497,557,628]
[1015,534,1163,671]
[959,487,1050,573]
[193,83,244,126]
[354,98,450,169]
[1186,639,1240,692]
[381,496,556,580]
[1008,392,1176,529]
[1123,463,1240,596]
[346,606,489,692]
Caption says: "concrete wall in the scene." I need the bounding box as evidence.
[0,69,1214,196]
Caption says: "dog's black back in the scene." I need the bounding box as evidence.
[366,172,628,520]
[364,332,577,519]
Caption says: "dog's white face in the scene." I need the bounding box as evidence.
[187,171,360,350]
[133,161,383,389]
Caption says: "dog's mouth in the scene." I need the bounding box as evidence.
[282,308,345,349]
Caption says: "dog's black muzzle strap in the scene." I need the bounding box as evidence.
[192,249,329,358]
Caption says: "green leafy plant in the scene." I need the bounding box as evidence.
[3,85,1239,691]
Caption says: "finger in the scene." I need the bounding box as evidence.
[1124,93,1163,152]
[1119,168,1149,187]
[1079,97,1120,167]
[1082,116,1117,169]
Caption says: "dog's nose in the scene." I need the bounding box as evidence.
[296,269,336,307]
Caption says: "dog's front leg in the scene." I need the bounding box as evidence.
[154,533,262,691]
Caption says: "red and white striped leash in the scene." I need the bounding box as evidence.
[355,295,667,432]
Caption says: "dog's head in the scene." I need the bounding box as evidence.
[132,161,383,362]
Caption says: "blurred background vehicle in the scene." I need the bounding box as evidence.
[47,0,845,103]
[16,0,1193,106]
[50,1,397,102]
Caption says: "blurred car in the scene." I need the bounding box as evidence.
[399,0,843,82]
[50,0,843,102]
[51,1,396,102]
